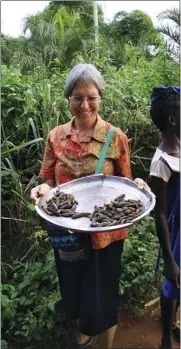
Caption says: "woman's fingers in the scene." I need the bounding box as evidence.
[30,183,52,204]
[30,186,40,204]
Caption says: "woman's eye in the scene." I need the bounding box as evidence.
[74,96,82,101]
[88,97,97,101]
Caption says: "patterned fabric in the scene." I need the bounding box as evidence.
[40,115,132,249]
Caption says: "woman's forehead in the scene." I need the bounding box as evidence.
[72,80,98,92]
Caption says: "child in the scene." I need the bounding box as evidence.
[150,86,180,349]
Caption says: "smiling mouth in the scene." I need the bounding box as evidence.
[80,111,91,115]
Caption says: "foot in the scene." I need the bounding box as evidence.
[66,336,95,349]
[172,321,180,343]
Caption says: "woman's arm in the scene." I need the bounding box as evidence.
[30,132,56,203]
[39,132,56,183]
[150,175,180,287]
[114,131,132,179]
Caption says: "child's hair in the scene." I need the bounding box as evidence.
[150,86,180,131]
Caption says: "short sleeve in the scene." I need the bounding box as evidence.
[114,131,132,179]
[39,132,56,181]
[150,158,172,183]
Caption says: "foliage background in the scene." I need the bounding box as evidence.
[1,1,180,348]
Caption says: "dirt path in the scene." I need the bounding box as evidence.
[112,310,180,349]
[91,308,179,349]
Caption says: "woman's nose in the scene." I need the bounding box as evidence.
[80,99,89,108]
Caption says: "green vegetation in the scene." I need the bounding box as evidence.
[1,1,179,348]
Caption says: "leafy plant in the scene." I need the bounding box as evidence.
[1,3,179,347]
[120,216,163,314]
[2,249,62,343]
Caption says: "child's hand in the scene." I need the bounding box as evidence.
[134,178,150,191]
[164,260,180,288]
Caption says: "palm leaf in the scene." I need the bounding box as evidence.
[158,7,180,26]
[157,7,180,58]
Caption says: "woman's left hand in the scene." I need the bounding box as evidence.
[134,178,150,191]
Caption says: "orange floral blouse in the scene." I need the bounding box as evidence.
[40,115,132,249]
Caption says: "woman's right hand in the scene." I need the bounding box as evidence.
[30,183,52,204]
[163,259,180,288]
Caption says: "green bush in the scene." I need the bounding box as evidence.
[1,248,66,347]
[1,39,177,348]
[120,215,163,315]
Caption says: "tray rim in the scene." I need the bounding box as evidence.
[35,174,155,233]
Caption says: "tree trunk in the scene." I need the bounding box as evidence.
[93,1,99,58]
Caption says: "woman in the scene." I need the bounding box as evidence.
[150,86,180,349]
[30,63,146,349]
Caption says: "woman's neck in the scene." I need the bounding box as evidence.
[159,130,180,156]
[73,115,97,131]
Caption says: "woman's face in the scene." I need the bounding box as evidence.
[69,81,101,122]
[170,108,180,137]
[174,108,180,137]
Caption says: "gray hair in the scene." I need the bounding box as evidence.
[64,63,106,98]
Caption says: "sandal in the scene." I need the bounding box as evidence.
[65,336,96,349]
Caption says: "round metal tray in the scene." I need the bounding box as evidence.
[35,174,155,233]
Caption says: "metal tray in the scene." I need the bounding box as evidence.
[35,174,155,233]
